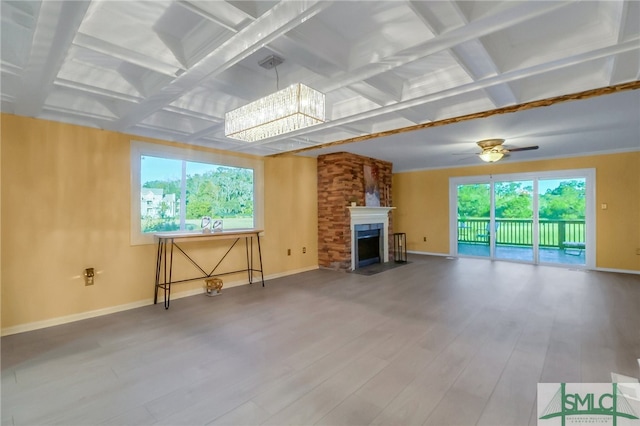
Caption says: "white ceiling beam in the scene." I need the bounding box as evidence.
[14,1,91,116]
[112,0,333,132]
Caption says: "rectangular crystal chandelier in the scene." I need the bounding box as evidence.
[225,83,325,142]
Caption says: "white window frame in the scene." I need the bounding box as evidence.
[130,141,264,245]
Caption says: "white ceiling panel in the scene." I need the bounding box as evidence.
[0,1,40,69]
[44,89,119,120]
[429,90,497,121]
[78,1,184,71]
[515,59,614,103]
[140,109,216,135]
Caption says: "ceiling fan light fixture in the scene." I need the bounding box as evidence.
[479,149,504,163]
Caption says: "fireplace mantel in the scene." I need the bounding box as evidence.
[348,206,395,222]
[348,207,395,270]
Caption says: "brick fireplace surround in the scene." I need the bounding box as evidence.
[317,152,393,270]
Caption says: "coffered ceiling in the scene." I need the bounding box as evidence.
[2,1,639,171]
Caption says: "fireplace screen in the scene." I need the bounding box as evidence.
[354,223,383,268]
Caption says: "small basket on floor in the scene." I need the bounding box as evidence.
[204,278,223,297]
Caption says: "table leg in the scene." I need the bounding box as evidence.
[165,239,174,309]
[154,239,163,304]
[246,236,252,285]
[257,234,264,287]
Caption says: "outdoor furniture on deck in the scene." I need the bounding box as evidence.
[477,222,499,244]
[562,241,585,255]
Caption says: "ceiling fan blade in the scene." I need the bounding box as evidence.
[507,145,539,152]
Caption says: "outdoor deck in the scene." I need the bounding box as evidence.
[456,218,586,266]
[457,242,586,265]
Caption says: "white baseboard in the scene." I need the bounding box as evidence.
[594,267,640,275]
[1,300,152,337]
[261,265,319,280]
[407,250,450,257]
[1,265,320,337]
[408,252,640,275]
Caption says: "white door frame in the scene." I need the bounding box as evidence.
[449,168,596,269]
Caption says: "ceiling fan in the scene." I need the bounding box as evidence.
[476,139,539,162]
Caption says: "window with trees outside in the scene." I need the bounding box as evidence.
[130,141,263,245]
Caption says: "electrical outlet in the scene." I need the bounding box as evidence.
[303,247,307,254]
[287,249,291,256]
[84,268,95,286]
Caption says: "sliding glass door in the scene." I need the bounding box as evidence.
[457,183,491,258]
[451,170,594,268]
[494,180,534,262]
[538,178,587,265]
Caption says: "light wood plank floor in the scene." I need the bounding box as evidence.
[2,255,640,425]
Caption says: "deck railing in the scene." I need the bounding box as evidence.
[457,218,585,248]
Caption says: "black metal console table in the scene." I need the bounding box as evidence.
[154,229,264,309]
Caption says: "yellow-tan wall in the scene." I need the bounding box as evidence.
[264,155,318,271]
[1,114,318,332]
[3,112,638,332]
[393,152,640,271]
